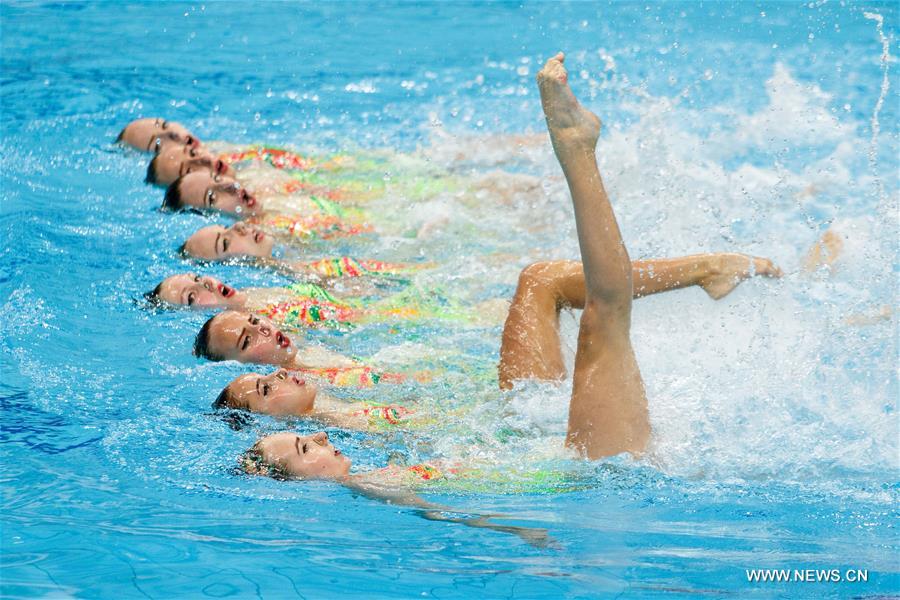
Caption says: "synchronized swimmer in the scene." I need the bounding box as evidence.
[118,52,785,542]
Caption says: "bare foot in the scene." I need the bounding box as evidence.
[844,305,892,327]
[803,229,844,273]
[536,52,601,153]
[699,253,783,300]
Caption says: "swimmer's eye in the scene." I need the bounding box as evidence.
[186,292,196,306]
[206,189,216,206]
[222,238,230,252]
[241,335,251,351]
[161,120,169,130]
[262,383,270,396]
[302,443,308,454]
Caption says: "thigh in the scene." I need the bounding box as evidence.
[498,263,568,389]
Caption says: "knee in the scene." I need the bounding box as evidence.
[580,297,630,335]
[517,260,571,288]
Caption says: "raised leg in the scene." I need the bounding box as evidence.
[538,52,648,459]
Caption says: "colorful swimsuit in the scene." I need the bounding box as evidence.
[372,463,446,484]
[350,403,414,428]
[256,283,359,330]
[255,282,471,333]
[295,365,406,388]
[296,257,426,280]
[221,146,320,172]
[221,145,387,201]
[254,213,373,241]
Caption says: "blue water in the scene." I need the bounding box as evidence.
[2,2,898,598]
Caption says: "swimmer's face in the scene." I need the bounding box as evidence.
[183,222,274,261]
[177,172,262,217]
[152,143,233,186]
[207,311,294,365]
[156,273,246,308]
[256,432,351,480]
[120,118,199,152]
[226,369,317,416]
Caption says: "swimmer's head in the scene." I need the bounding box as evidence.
[117,118,200,153]
[241,431,351,480]
[215,369,317,417]
[181,222,274,262]
[147,273,246,308]
[164,172,262,217]
[194,310,294,365]
[146,143,233,186]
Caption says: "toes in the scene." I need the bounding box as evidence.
[538,52,567,83]
[755,258,783,278]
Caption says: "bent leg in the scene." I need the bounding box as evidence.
[498,254,782,390]
[499,261,582,389]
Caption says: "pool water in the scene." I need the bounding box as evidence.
[1,2,898,598]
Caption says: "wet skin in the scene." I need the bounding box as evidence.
[152,142,234,185]
[254,431,351,479]
[156,273,247,308]
[120,118,199,152]
[174,172,262,216]
[204,310,295,365]
[183,222,274,261]
[225,369,318,416]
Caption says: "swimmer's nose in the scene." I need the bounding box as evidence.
[313,431,328,445]
[258,323,271,336]
[232,222,247,235]
[275,369,288,380]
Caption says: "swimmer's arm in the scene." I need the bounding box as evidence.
[345,481,551,547]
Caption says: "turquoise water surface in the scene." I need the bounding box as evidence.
[1,2,898,598]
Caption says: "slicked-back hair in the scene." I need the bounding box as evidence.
[143,282,165,306]
[162,177,185,211]
[213,386,235,410]
[240,443,287,480]
[145,156,160,185]
[194,314,224,360]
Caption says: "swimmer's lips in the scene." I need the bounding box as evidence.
[253,230,265,244]
[214,159,228,175]
[238,188,257,208]
[218,283,236,298]
[275,331,291,349]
